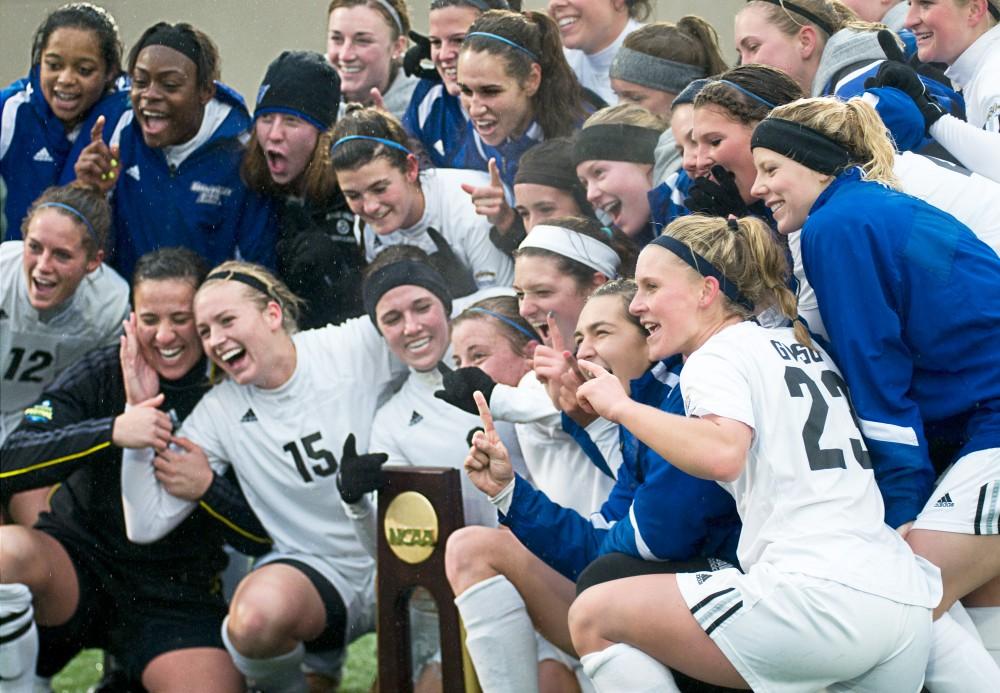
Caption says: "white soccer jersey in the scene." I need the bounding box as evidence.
[681,321,940,607]
[355,168,515,289]
[0,241,129,442]
[177,318,406,596]
[491,371,620,515]
[371,367,499,528]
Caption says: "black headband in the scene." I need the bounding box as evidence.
[362,260,453,327]
[751,0,836,36]
[573,124,660,167]
[515,143,581,191]
[138,24,202,66]
[651,236,754,312]
[751,118,853,175]
[205,270,278,302]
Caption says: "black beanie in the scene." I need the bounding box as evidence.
[255,51,341,131]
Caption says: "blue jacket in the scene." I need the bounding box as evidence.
[648,170,693,237]
[450,120,545,190]
[801,168,1000,528]
[402,78,467,169]
[1,69,130,239]
[106,83,277,281]
[499,358,742,582]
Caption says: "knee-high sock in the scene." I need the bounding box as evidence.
[925,612,1000,692]
[580,643,680,693]
[967,607,1000,667]
[946,601,982,641]
[454,575,539,693]
[0,583,39,693]
[221,616,307,693]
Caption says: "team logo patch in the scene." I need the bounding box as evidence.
[33,147,53,163]
[241,408,258,423]
[126,165,140,181]
[24,400,53,422]
[190,181,233,205]
[934,493,955,508]
[696,572,713,585]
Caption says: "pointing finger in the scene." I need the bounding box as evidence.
[90,115,106,143]
[488,157,503,189]
[576,358,608,380]
[546,311,564,351]
[473,390,495,435]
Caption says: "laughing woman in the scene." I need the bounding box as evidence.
[74,21,277,281]
[326,0,418,120]
[330,105,514,298]
[242,51,364,329]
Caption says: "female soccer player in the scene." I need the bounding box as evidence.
[566,214,942,692]
[119,261,406,691]
[0,185,128,524]
[548,0,651,104]
[73,21,276,281]
[330,105,514,297]
[242,50,364,329]
[326,0,418,120]
[1,2,128,238]
[0,246,266,693]
[750,96,1000,684]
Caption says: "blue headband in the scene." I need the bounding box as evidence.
[331,135,412,156]
[38,202,98,242]
[467,307,540,342]
[651,235,754,312]
[715,79,776,109]
[466,32,538,62]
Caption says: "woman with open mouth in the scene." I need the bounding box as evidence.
[1,3,129,239]
[750,96,1000,688]
[118,260,410,691]
[331,105,514,298]
[326,0,418,121]
[896,0,1000,181]
[242,50,365,330]
[404,0,512,169]
[1,246,266,693]
[0,184,129,527]
[548,0,651,105]
[453,9,596,190]
[73,21,277,283]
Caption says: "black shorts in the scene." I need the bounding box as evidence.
[266,558,348,653]
[35,524,228,680]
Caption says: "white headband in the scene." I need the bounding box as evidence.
[518,225,620,279]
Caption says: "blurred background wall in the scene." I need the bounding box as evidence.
[1,0,743,105]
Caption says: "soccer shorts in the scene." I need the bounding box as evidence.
[913,447,1000,535]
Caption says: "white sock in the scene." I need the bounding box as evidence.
[0,583,39,693]
[454,575,539,693]
[580,643,680,693]
[221,616,307,693]
[946,601,982,641]
[925,612,1000,692]
[967,607,1000,668]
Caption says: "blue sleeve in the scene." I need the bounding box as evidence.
[234,189,278,270]
[801,206,936,527]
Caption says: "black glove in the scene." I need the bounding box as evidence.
[434,366,497,416]
[864,30,946,135]
[684,165,750,218]
[336,433,388,504]
[277,231,341,279]
[403,30,438,80]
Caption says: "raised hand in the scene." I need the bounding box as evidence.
[336,433,389,504]
[368,87,386,111]
[120,312,160,405]
[434,366,497,415]
[464,391,513,497]
[153,436,214,500]
[864,31,946,135]
[74,115,119,194]
[461,158,517,231]
[684,165,749,218]
[557,353,597,426]
[112,394,171,450]
[575,359,630,423]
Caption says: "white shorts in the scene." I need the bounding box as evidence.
[912,447,1000,535]
[676,563,933,693]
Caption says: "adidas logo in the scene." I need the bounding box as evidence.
[33,147,53,162]
[409,411,423,426]
[126,165,140,181]
[241,408,258,423]
[696,573,713,585]
[934,493,955,508]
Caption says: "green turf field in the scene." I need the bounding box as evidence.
[50,634,378,692]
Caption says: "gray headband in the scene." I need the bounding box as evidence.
[609,48,708,95]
